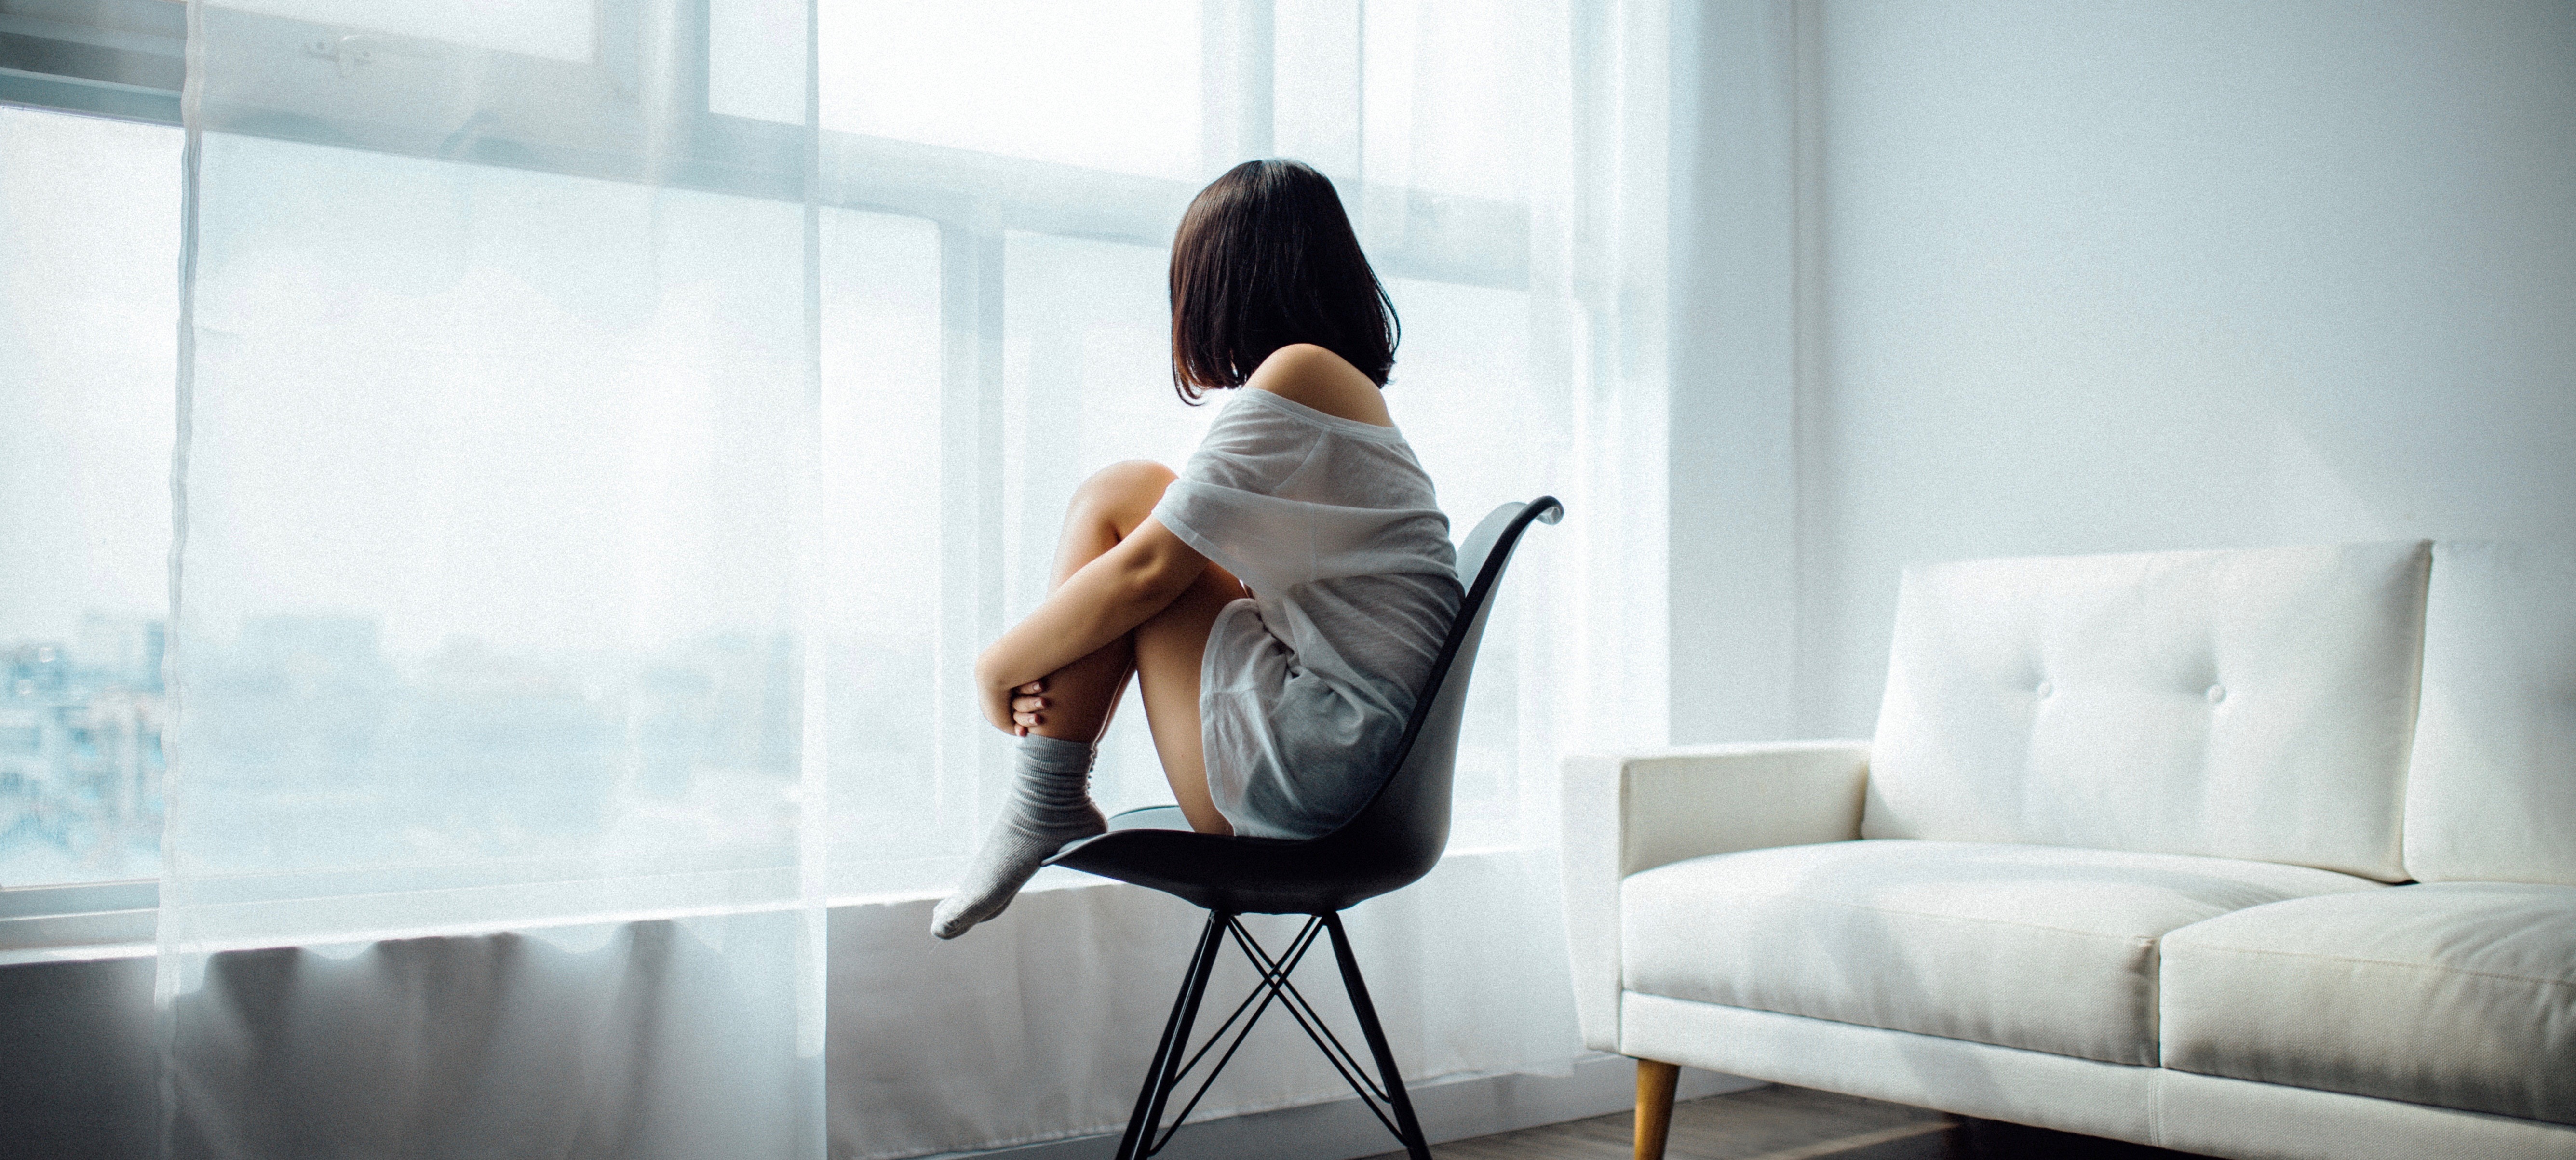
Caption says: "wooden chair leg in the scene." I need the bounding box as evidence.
[1634,1057,1680,1160]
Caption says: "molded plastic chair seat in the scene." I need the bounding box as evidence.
[1052,819,1402,916]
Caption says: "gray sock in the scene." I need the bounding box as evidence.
[931,733,1108,939]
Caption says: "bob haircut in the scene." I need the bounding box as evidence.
[1169,159,1398,403]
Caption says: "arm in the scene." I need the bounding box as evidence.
[1558,740,1872,1053]
[973,517,1210,733]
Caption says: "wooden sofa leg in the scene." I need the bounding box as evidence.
[1634,1057,1680,1160]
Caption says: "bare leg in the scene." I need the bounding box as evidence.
[1010,463,1155,744]
[1133,567,1235,834]
[1014,460,1237,835]
[936,461,1243,937]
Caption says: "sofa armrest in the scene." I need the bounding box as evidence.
[1557,741,1872,1053]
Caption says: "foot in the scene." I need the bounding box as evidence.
[931,807,1106,938]
[931,734,1107,939]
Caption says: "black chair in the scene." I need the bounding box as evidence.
[1045,496,1564,1160]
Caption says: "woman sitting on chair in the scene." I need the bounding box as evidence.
[933,159,1462,939]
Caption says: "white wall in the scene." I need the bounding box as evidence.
[1732,0,2576,738]
[1667,0,1803,744]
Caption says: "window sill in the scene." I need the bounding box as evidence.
[0,846,1554,967]
[0,880,156,964]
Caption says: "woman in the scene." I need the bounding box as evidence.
[933,159,1460,939]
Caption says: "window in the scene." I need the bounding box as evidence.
[0,102,181,889]
[1,0,1565,912]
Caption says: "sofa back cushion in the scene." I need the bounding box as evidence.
[1862,541,2429,881]
[2406,541,2576,885]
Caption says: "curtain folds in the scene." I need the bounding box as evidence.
[160,0,829,1154]
[155,1,1672,1155]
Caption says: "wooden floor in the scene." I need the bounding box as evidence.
[1366,1085,2205,1160]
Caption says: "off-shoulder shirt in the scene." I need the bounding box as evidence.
[1150,387,1460,838]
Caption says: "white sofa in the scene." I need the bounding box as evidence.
[1563,540,2576,1160]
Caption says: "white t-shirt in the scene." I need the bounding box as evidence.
[1151,387,1461,838]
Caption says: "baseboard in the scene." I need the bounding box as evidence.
[915,1053,1758,1160]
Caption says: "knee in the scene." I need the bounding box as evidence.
[1069,460,1176,523]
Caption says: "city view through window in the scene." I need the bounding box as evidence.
[2,620,166,884]
[2,103,181,888]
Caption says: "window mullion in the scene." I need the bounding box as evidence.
[1199,0,1272,172]
[934,219,1009,837]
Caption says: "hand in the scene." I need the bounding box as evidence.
[1008,680,1049,737]
[982,678,1049,736]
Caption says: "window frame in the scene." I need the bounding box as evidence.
[0,880,157,957]
[0,0,184,124]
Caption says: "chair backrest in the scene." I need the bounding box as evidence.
[1308,496,1563,899]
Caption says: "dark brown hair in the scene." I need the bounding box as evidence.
[1169,159,1399,403]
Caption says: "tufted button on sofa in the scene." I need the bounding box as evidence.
[1564,540,2576,1160]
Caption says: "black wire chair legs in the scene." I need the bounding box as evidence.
[1118,912,1230,1160]
[1322,912,1431,1157]
[1113,910,1432,1160]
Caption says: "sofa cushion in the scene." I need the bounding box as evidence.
[1864,541,2429,881]
[1620,840,2378,1065]
[2407,541,2576,886]
[2160,882,2576,1125]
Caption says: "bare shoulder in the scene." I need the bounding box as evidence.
[1246,343,1393,427]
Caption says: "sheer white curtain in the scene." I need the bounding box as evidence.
[160,0,828,1154]
[150,0,1672,1155]
[0,105,180,888]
